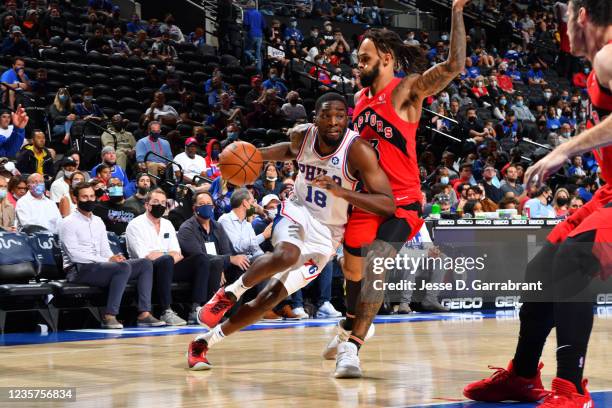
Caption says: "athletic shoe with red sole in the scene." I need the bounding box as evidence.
[187,339,212,371]
[197,287,235,328]
[463,360,549,402]
[537,378,593,408]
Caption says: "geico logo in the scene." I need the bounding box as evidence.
[495,296,523,308]
[595,293,612,305]
[441,297,483,309]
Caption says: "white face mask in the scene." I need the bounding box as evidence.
[266,209,277,219]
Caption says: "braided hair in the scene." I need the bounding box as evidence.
[359,28,429,75]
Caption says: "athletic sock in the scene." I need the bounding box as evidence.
[513,302,554,378]
[225,276,250,301]
[348,335,364,351]
[344,280,361,331]
[195,325,225,348]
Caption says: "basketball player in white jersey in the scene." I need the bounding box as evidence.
[187,92,396,370]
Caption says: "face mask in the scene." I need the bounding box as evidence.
[270,74,277,80]
[149,203,166,218]
[108,186,123,197]
[167,65,175,72]
[266,176,276,182]
[150,132,160,140]
[32,183,45,196]
[137,186,149,196]
[556,197,569,207]
[562,96,569,101]
[584,68,590,74]
[476,81,483,87]
[538,120,547,126]
[211,150,220,160]
[516,100,524,107]
[562,131,571,138]
[195,204,214,219]
[77,199,96,212]
[95,188,105,198]
[83,95,93,102]
[546,195,553,205]
[266,208,277,219]
[290,21,297,27]
[468,116,476,122]
[246,205,256,217]
[0,188,6,200]
[440,95,449,104]
[500,99,507,106]
[59,94,68,102]
[543,92,552,99]
[441,35,449,41]
[311,31,318,37]
[64,170,74,178]
[227,131,239,141]
[440,176,449,185]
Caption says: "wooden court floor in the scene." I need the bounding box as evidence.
[1,315,611,408]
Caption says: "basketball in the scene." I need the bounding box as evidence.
[218,141,263,186]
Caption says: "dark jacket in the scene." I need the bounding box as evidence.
[177,215,234,272]
[16,144,54,178]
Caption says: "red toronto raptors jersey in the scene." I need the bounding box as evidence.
[586,41,612,182]
[353,77,421,205]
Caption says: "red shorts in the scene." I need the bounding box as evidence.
[343,204,424,256]
[548,184,612,280]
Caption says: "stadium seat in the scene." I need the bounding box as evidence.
[0,232,55,333]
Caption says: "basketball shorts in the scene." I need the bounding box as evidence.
[343,203,424,257]
[270,200,344,295]
[547,184,612,280]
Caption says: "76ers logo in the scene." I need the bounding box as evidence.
[305,259,318,275]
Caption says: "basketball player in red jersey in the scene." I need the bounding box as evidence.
[464,1,612,406]
[325,0,469,378]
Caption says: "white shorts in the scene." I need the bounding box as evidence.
[271,200,344,295]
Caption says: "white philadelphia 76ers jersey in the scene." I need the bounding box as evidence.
[293,125,359,227]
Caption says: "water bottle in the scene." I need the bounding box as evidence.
[431,203,441,219]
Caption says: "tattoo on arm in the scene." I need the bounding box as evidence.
[411,7,466,99]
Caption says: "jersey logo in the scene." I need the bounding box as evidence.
[304,258,319,275]
[331,156,339,165]
[354,107,409,157]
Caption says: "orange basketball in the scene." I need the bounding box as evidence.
[218,141,263,186]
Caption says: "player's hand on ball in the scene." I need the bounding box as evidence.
[230,255,250,271]
[313,175,341,196]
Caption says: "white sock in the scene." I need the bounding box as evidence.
[225,276,251,301]
[195,325,225,348]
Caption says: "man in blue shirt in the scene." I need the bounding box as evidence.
[135,121,173,176]
[91,146,134,198]
[243,1,266,72]
[283,17,303,44]
[524,186,556,218]
[0,106,27,158]
[0,56,31,110]
[127,13,147,34]
[262,67,288,98]
[0,27,32,58]
[527,63,547,86]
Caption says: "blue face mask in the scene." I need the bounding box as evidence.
[0,188,6,200]
[500,99,507,106]
[33,183,45,196]
[108,186,123,197]
[440,176,449,185]
[83,95,93,102]
[516,100,524,107]
[227,132,239,141]
[59,95,68,102]
[195,204,214,219]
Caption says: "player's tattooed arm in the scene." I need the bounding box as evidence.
[259,123,310,161]
[313,138,395,217]
[406,0,468,100]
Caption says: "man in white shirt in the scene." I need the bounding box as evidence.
[173,137,208,184]
[218,188,271,262]
[126,188,209,326]
[16,173,62,233]
[59,182,163,329]
[50,157,77,204]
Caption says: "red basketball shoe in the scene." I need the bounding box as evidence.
[197,287,235,328]
[537,378,593,408]
[187,339,211,371]
[463,360,549,402]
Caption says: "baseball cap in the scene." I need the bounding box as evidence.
[62,157,77,167]
[262,194,280,207]
[434,193,451,204]
[101,146,115,155]
[185,137,198,146]
[11,26,22,34]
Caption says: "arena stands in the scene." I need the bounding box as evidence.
[0,0,602,332]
